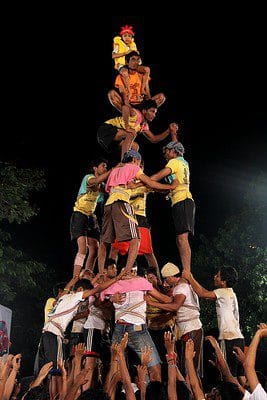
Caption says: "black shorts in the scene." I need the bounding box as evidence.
[97,123,118,153]
[70,211,100,241]
[172,198,195,235]
[38,332,66,369]
[136,214,150,228]
[223,338,245,377]
[83,328,102,357]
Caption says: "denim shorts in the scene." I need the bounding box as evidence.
[112,323,161,367]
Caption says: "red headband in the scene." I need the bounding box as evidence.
[120,25,134,36]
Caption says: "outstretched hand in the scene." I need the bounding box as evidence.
[169,122,179,142]
[205,335,220,350]
[164,331,175,354]
[141,346,152,366]
[185,339,195,360]
[257,323,267,338]
[233,346,245,364]
[12,354,22,372]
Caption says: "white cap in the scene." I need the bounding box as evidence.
[161,262,180,278]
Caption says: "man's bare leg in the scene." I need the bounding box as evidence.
[176,232,191,273]
[84,237,99,272]
[123,238,140,275]
[137,65,151,96]
[109,246,119,264]
[119,130,137,160]
[73,236,87,277]
[98,241,108,273]
[108,89,123,112]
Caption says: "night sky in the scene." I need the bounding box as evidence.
[3,15,267,276]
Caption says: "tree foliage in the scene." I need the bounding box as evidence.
[0,162,45,223]
[0,162,56,373]
[0,162,47,301]
[192,174,267,340]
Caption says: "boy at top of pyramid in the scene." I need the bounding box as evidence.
[112,25,151,104]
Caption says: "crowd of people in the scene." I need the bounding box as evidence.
[0,24,266,400]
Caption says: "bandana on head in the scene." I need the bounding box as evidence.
[120,25,134,36]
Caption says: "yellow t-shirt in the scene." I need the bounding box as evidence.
[113,36,137,70]
[130,185,150,217]
[44,297,56,324]
[166,157,193,206]
[105,109,143,133]
[73,174,101,216]
[147,297,176,330]
[105,166,143,206]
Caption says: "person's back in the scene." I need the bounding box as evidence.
[173,280,202,336]
[214,286,243,340]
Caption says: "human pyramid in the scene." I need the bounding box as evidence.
[3,24,265,400]
[71,23,193,281]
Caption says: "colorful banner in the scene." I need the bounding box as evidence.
[0,305,12,356]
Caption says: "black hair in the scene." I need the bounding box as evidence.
[121,153,134,164]
[106,258,117,267]
[52,282,67,298]
[73,278,93,292]
[125,50,140,63]
[220,266,238,287]
[140,98,158,111]
[77,388,110,399]
[145,266,159,275]
[89,157,108,173]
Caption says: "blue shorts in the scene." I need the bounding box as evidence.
[112,323,161,367]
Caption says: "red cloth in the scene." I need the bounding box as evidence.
[112,227,153,255]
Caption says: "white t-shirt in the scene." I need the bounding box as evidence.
[43,292,84,338]
[71,300,88,333]
[84,295,105,330]
[114,290,147,325]
[173,282,202,336]
[214,288,244,340]
[244,384,267,400]
[243,390,252,399]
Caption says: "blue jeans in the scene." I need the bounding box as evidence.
[112,323,161,367]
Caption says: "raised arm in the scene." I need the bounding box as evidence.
[116,333,136,400]
[182,270,216,300]
[244,323,267,392]
[205,336,245,395]
[142,122,178,144]
[3,354,21,400]
[164,332,178,400]
[185,339,205,400]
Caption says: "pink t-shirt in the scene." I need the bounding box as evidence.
[100,277,153,301]
[106,164,142,193]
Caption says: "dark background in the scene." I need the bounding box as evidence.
[2,14,267,276]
